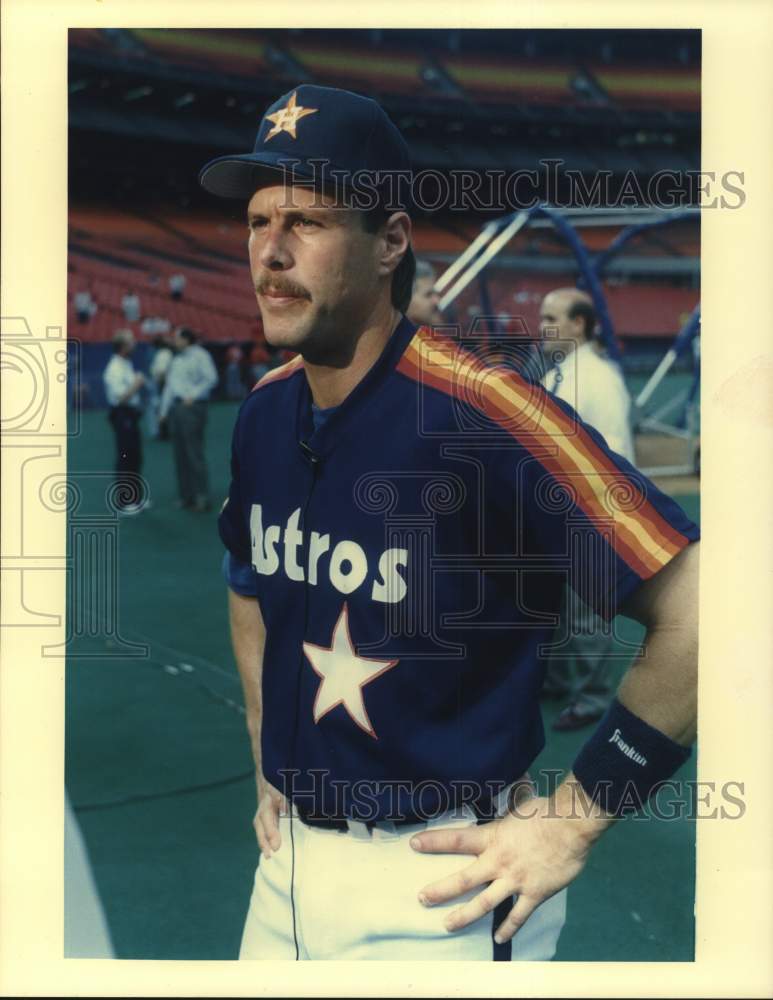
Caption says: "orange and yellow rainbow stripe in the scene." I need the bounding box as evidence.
[397,327,691,580]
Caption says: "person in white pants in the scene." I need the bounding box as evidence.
[240,794,567,961]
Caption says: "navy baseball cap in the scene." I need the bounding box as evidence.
[199,84,412,209]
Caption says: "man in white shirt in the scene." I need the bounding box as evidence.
[169,273,187,300]
[121,289,142,324]
[140,316,171,337]
[74,288,97,323]
[540,288,635,462]
[160,327,219,512]
[539,287,636,730]
[102,329,146,514]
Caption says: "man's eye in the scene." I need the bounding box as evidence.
[296,218,318,228]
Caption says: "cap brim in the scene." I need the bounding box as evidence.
[198,153,318,199]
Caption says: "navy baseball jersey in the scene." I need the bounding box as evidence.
[219,316,699,821]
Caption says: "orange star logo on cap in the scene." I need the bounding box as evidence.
[264,91,318,142]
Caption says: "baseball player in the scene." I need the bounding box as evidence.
[200,85,700,961]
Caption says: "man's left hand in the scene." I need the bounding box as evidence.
[410,778,612,944]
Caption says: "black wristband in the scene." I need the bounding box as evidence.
[572,698,692,817]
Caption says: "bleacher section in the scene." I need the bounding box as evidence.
[69,206,260,344]
[69,205,698,348]
[590,65,700,112]
[443,56,577,105]
[71,29,700,116]
[130,29,278,80]
[285,40,429,98]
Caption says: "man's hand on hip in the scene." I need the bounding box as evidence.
[410,776,612,944]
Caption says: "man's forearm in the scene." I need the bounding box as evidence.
[615,620,697,746]
[551,541,700,835]
[227,587,266,781]
[616,541,699,746]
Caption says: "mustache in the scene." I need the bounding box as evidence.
[254,276,311,299]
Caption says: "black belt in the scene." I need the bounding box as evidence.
[296,806,426,833]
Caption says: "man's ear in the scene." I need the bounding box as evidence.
[569,314,586,341]
[378,212,411,276]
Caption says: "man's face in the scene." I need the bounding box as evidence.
[247,184,385,362]
[407,275,442,327]
[538,292,582,344]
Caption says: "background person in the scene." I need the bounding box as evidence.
[140,315,171,338]
[74,287,97,324]
[160,327,218,512]
[169,272,187,300]
[121,288,142,324]
[539,287,635,461]
[406,257,443,327]
[102,328,146,514]
[539,287,637,730]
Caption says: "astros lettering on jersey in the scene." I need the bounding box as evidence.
[219,317,698,822]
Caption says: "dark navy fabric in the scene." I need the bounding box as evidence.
[572,697,693,817]
[222,550,259,598]
[219,316,699,821]
[199,84,412,205]
[311,403,339,433]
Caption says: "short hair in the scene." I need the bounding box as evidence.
[359,208,416,314]
[112,329,134,353]
[176,327,197,345]
[567,298,597,340]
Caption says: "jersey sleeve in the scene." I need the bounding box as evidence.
[497,386,699,621]
[217,413,253,565]
[221,550,259,597]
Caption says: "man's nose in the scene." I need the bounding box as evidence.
[258,224,293,270]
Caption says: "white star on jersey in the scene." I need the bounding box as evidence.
[303,603,399,739]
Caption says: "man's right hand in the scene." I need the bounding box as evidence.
[254,776,288,858]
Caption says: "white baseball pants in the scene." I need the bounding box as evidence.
[239,806,567,961]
